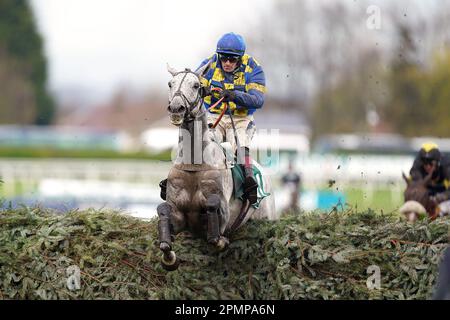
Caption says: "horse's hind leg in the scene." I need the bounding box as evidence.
[206,194,229,251]
[157,202,183,271]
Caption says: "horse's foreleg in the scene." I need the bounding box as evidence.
[157,202,180,271]
[206,194,220,244]
[206,194,229,251]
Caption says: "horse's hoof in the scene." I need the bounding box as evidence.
[161,251,179,271]
[216,236,229,251]
[160,242,171,252]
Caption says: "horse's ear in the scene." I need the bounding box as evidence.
[167,63,178,77]
[402,172,410,186]
[195,60,211,77]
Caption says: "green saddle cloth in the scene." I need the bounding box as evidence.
[231,164,271,209]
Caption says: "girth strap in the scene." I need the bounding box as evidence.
[226,199,252,235]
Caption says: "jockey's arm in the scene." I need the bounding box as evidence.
[443,155,450,182]
[441,157,450,200]
[409,157,424,181]
[234,89,264,109]
[432,157,450,202]
[234,65,266,109]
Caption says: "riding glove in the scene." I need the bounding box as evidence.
[219,89,236,102]
[200,86,211,98]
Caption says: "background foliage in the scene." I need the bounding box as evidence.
[0,0,55,125]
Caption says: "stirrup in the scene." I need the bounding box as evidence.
[244,176,258,205]
[159,179,167,200]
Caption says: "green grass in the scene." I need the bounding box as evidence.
[0,180,37,198]
[0,146,172,160]
[343,187,403,213]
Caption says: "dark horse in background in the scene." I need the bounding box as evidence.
[400,171,440,222]
[400,170,450,222]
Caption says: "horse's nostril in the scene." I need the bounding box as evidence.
[168,105,186,113]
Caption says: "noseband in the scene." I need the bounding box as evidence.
[168,69,204,123]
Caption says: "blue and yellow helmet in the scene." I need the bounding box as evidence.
[419,142,441,162]
[216,32,246,56]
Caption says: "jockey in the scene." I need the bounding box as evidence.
[196,32,266,205]
[409,142,450,203]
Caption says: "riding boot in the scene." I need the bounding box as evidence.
[242,165,258,205]
[159,178,168,201]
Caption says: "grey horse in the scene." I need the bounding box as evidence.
[157,62,277,270]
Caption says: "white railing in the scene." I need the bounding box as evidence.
[0,155,416,215]
[0,154,414,195]
[0,158,171,196]
[292,154,414,187]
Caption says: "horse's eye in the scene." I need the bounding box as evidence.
[168,81,172,88]
[193,83,200,89]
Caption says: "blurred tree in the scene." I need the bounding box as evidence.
[0,0,55,125]
[384,24,450,137]
[248,0,450,139]
[384,24,428,136]
[313,22,450,138]
[311,49,387,138]
[248,1,381,109]
[0,49,36,123]
[423,51,450,136]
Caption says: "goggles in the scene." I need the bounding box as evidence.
[422,158,437,166]
[219,54,240,63]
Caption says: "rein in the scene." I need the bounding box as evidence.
[208,87,227,129]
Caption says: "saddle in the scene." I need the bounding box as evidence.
[219,142,270,209]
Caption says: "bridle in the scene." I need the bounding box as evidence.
[168,69,204,123]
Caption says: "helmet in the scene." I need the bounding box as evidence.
[216,32,246,56]
[419,142,441,162]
